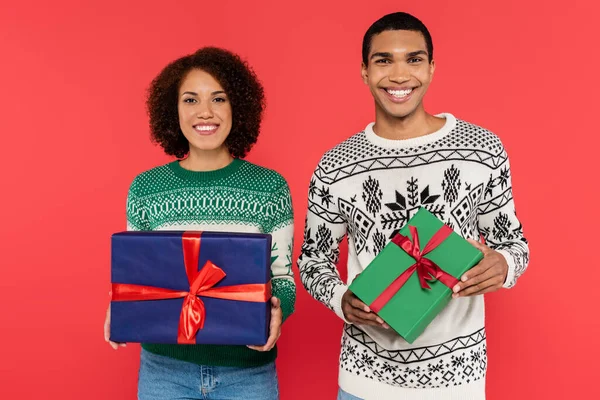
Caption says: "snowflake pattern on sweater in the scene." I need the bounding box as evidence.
[298,114,529,395]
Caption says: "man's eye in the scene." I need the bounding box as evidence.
[375,59,391,64]
[408,58,423,63]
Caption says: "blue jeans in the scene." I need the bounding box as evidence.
[337,388,363,400]
[138,349,279,400]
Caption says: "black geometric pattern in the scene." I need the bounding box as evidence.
[316,223,334,253]
[381,177,444,238]
[298,217,345,312]
[298,116,529,386]
[300,219,342,264]
[307,201,345,224]
[478,188,512,215]
[492,213,512,241]
[495,240,529,287]
[339,198,375,255]
[442,164,461,205]
[298,257,344,313]
[451,183,484,238]
[362,176,383,216]
[372,229,387,256]
[341,325,487,389]
[316,120,507,184]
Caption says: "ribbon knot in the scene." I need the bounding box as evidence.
[178,234,226,344]
[370,225,459,313]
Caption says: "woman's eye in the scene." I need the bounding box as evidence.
[213,97,227,103]
[183,98,196,103]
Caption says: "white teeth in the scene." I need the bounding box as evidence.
[194,125,217,131]
[387,89,412,98]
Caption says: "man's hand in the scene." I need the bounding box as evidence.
[342,289,389,328]
[452,239,508,298]
[248,297,283,352]
[104,304,126,350]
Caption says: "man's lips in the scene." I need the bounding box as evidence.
[381,87,415,103]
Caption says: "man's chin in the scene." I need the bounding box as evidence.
[380,108,418,120]
[375,100,420,120]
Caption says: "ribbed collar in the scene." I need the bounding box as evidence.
[364,113,456,148]
[167,158,243,182]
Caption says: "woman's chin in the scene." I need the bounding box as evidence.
[188,141,228,154]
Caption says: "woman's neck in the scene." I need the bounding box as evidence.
[179,147,233,172]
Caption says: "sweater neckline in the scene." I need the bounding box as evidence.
[168,158,243,182]
[364,113,456,148]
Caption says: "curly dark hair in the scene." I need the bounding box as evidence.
[146,47,266,159]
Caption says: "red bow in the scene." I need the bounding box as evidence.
[370,225,459,314]
[112,232,270,344]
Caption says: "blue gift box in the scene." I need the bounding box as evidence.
[110,231,272,345]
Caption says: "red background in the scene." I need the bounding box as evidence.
[1,0,598,398]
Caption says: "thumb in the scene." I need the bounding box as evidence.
[467,239,488,253]
[271,296,281,308]
[104,320,110,342]
[104,307,110,342]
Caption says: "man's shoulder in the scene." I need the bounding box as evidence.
[452,117,506,154]
[317,127,371,170]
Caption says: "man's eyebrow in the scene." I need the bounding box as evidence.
[406,50,428,58]
[370,52,394,60]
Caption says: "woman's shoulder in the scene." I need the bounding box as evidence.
[237,160,290,192]
[127,162,177,195]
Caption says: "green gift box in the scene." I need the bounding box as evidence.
[349,208,483,344]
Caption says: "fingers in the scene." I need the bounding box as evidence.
[453,246,508,298]
[458,277,501,297]
[342,291,389,328]
[248,297,282,352]
[464,284,502,297]
[455,275,502,298]
[467,239,490,254]
[108,340,126,350]
[453,263,504,298]
[104,304,126,350]
[347,307,385,325]
[247,327,280,352]
[349,296,371,313]
[346,311,389,328]
[248,329,279,352]
[462,265,497,288]
[454,256,495,289]
[104,308,111,343]
[457,263,488,286]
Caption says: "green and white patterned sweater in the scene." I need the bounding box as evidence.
[126,158,295,367]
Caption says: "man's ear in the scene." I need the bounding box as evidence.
[361,62,368,84]
[429,59,436,80]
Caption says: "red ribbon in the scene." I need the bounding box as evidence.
[111,232,271,344]
[369,225,459,314]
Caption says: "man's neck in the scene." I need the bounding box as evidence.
[373,108,445,140]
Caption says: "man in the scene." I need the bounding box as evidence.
[298,12,529,400]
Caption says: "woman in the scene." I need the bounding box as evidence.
[103,47,295,400]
